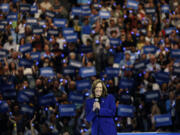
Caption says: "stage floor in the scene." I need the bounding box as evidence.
[117,133,180,135]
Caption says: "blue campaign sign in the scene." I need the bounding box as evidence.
[127,0,139,10]
[145,8,156,14]
[30,52,41,61]
[0,24,5,31]
[40,67,55,77]
[79,66,96,78]
[77,0,91,4]
[19,58,33,68]
[64,33,78,42]
[69,92,84,103]
[59,104,76,117]
[171,49,180,59]
[45,10,55,18]
[21,105,34,115]
[118,104,134,117]
[0,101,8,113]
[134,61,146,70]
[19,4,30,12]
[110,38,121,46]
[114,53,124,63]
[26,18,37,25]
[140,28,147,34]
[155,114,172,127]
[0,20,8,25]
[105,67,120,77]
[119,78,134,90]
[81,8,91,16]
[39,93,56,106]
[17,91,30,103]
[0,4,9,12]
[155,71,169,85]
[99,11,111,19]
[19,43,32,53]
[7,13,18,21]
[30,6,38,13]
[165,27,176,35]
[38,20,46,27]
[72,7,81,16]
[63,66,76,75]
[76,79,91,91]
[79,45,92,53]
[32,27,44,35]
[145,90,160,102]
[2,88,16,99]
[143,45,157,54]
[173,65,180,76]
[69,60,82,68]
[47,29,59,36]
[53,18,66,28]
[63,28,74,36]
[161,5,170,13]
[0,49,8,58]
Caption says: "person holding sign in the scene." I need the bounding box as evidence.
[85,79,117,135]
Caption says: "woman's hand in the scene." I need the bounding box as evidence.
[93,102,100,111]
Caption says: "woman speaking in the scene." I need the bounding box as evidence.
[85,79,117,135]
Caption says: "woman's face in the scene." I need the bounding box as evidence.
[94,82,103,97]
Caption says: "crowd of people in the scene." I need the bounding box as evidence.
[0,0,180,135]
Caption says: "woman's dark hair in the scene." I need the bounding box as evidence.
[90,79,108,98]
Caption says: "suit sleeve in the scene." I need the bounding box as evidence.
[99,95,116,117]
[85,99,96,123]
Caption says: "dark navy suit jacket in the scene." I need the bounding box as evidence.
[85,94,117,135]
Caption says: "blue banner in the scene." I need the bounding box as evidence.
[53,18,66,28]
[105,67,120,77]
[39,93,56,106]
[145,91,160,102]
[48,29,59,36]
[145,8,156,14]
[64,33,78,42]
[26,18,37,25]
[63,66,76,75]
[40,67,55,77]
[30,6,38,13]
[171,49,180,59]
[21,105,34,115]
[79,45,92,53]
[114,53,124,63]
[99,11,111,19]
[155,114,172,127]
[165,27,176,35]
[118,104,134,117]
[77,0,91,4]
[72,7,81,16]
[134,61,146,70]
[0,24,5,31]
[140,29,147,34]
[63,28,74,36]
[19,4,30,12]
[173,65,180,76]
[76,80,91,91]
[7,13,18,21]
[19,43,32,53]
[45,10,55,18]
[32,27,44,34]
[59,104,76,117]
[0,49,8,58]
[69,60,82,68]
[79,66,96,78]
[0,20,8,25]
[30,52,41,61]
[127,0,139,10]
[81,8,91,16]
[155,71,169,85]
[110,38,121,46]
[119,78,134,90]
[143,45,157,54]
[161,5,170,13]
[38,21,46,27]
[69,92,84,103]
[19,59,33,68]
[0,101,8,113]
[0,4,9,12]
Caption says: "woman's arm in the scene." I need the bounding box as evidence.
[85,99,96,122]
